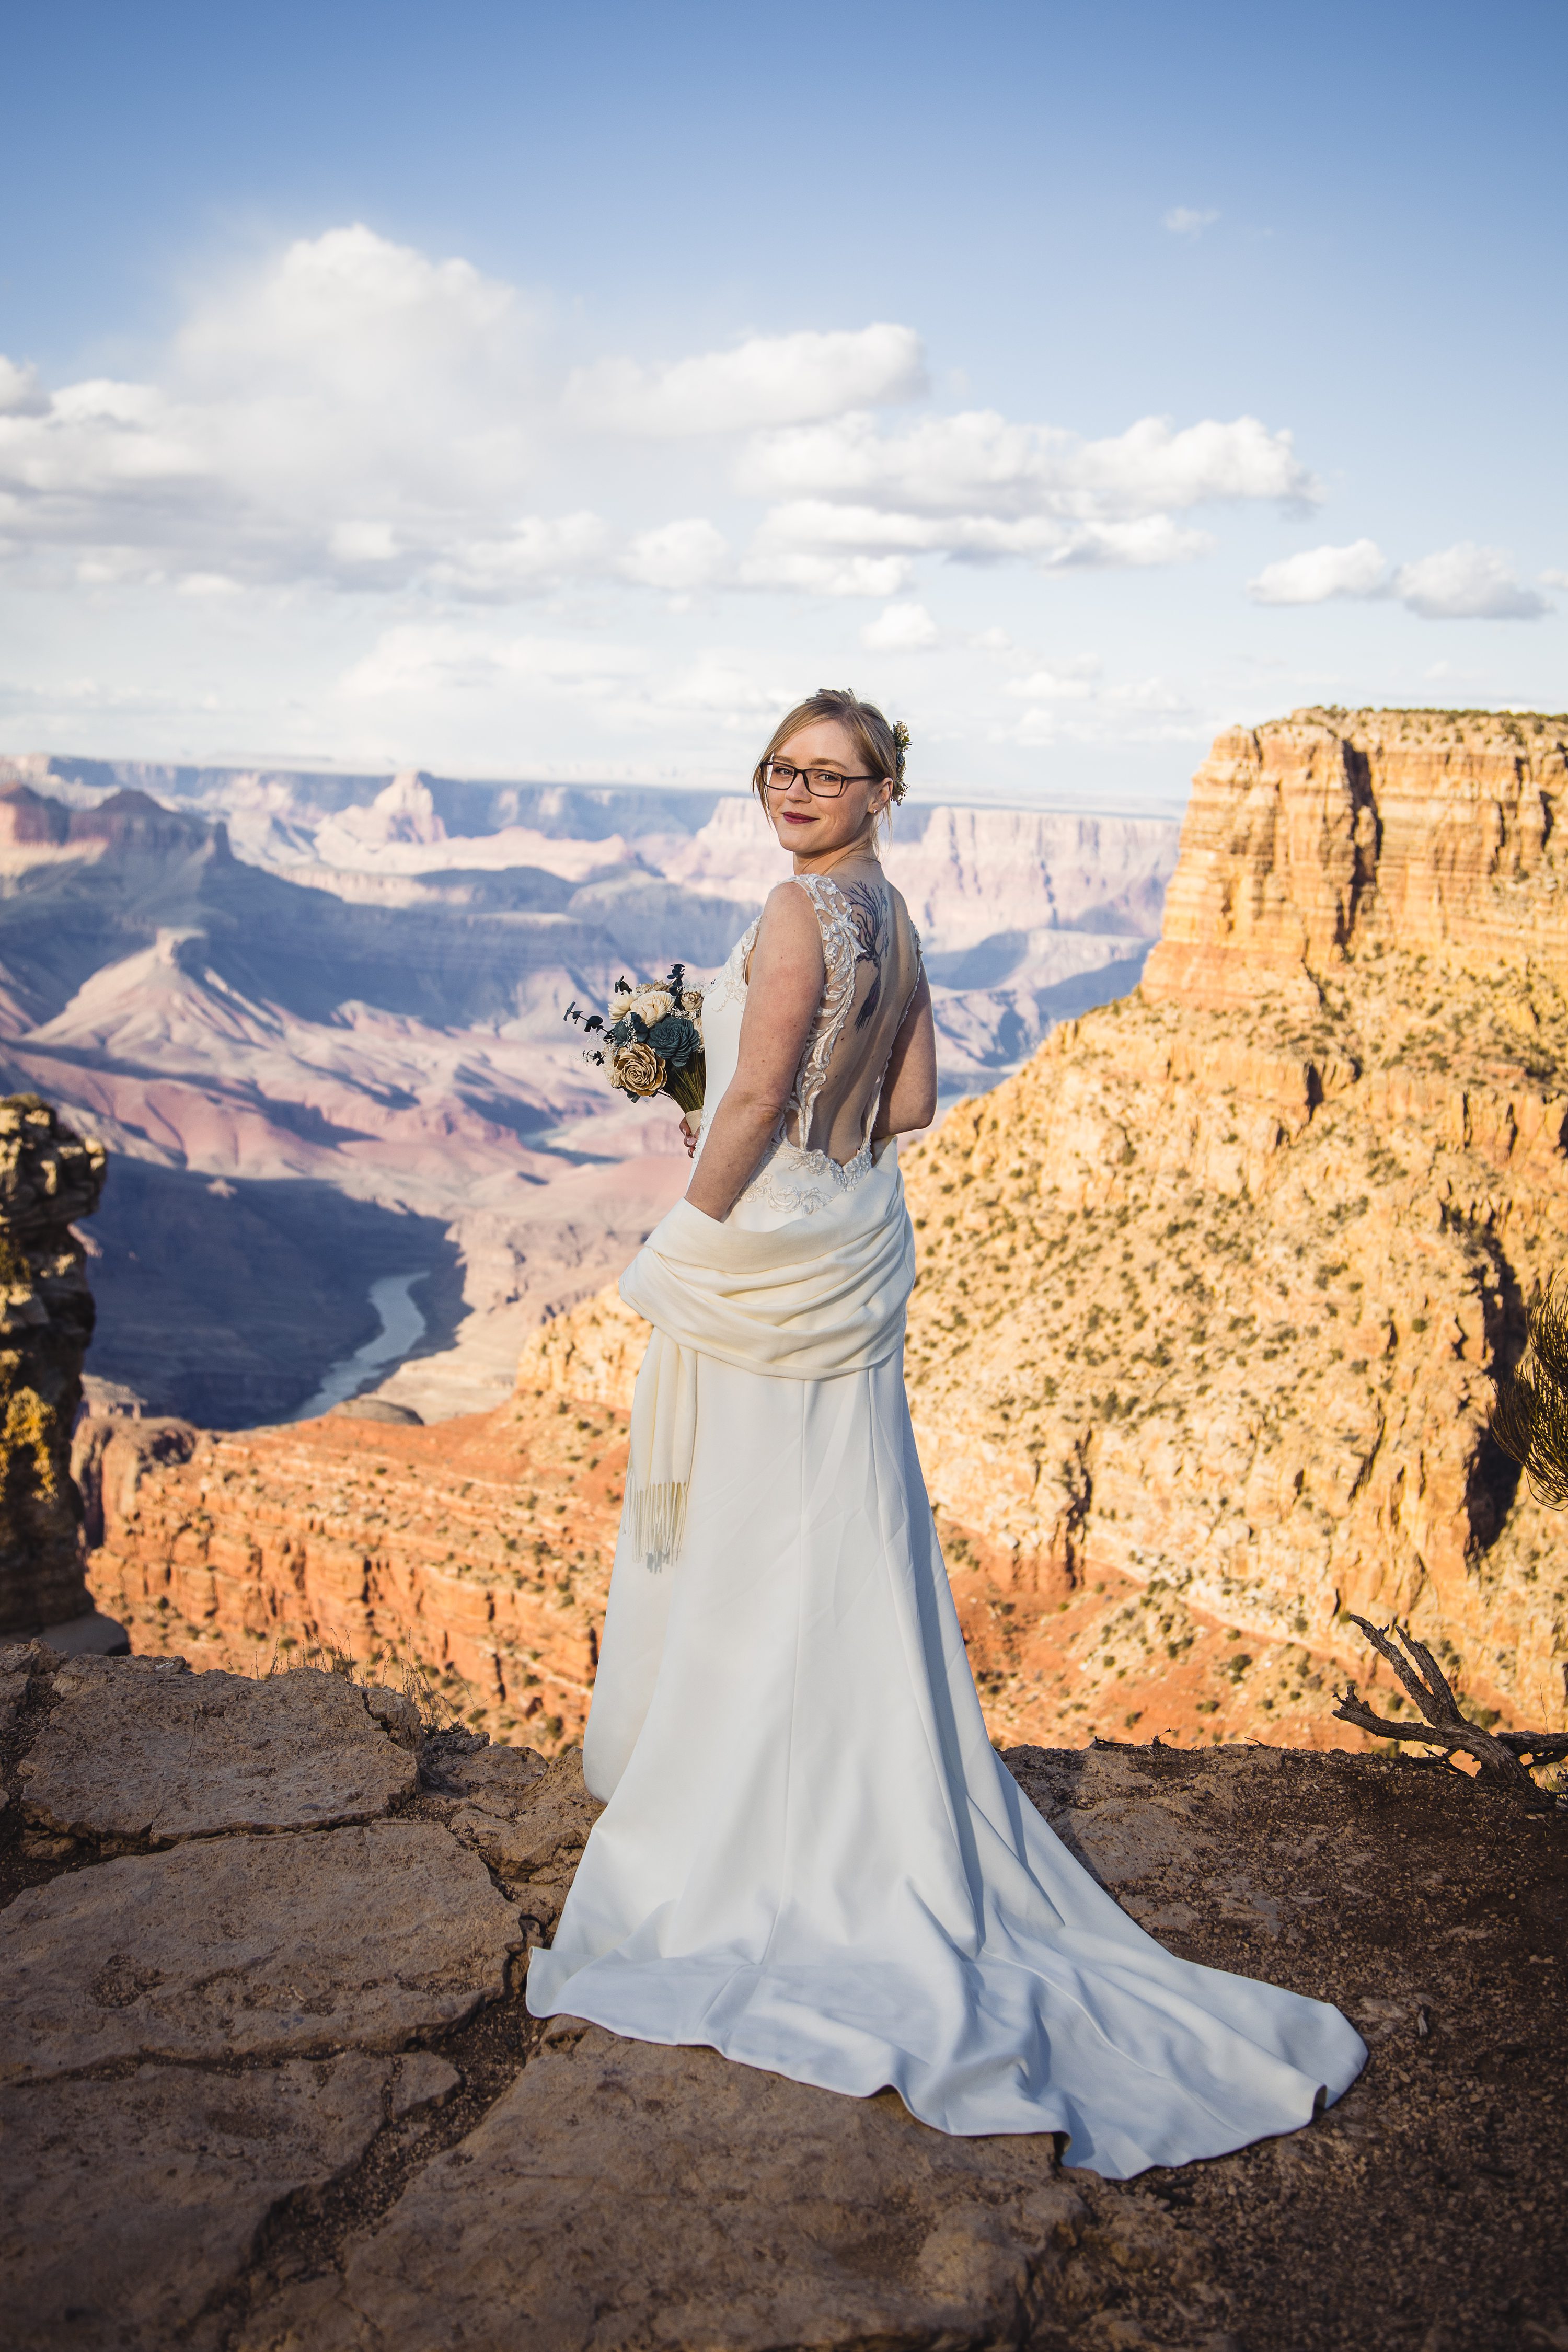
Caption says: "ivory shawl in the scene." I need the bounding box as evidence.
[617,1143,915,1568]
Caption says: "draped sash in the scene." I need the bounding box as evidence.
[617,1143,916,1569]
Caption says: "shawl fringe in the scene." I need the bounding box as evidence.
[626,1474,689,1574]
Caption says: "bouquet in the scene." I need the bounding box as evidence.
[565,962,706,1117]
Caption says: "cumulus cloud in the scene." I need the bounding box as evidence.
[742,408,1315,517]
[0,218,1323,637]
[337,621,786,740]
[1163,207,1219,238]
[566,325,926,435]
[618,518,731,593]
[1249,537,1552,620]
[1392,543,1551,621]
[860,602,939,652]
[734,408,1308,585]
[339,624,650,704]
[1249,539,1391,604]
[1004,659,1100,701]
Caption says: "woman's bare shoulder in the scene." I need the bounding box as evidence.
[751,878,827,969]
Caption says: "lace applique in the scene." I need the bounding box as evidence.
[707,919,759,1016]
[786,874,861,1148]
[736,1136,876,1218]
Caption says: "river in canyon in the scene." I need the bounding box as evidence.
[288,1272,431,1420]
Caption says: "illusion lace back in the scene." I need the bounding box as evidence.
[698,865,923,1224]
[779,869,923,1166]
[527,880,1368,2177]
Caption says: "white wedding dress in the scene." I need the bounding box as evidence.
[528,870,1366,2178]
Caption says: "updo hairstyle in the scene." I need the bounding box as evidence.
[751,688,909,811]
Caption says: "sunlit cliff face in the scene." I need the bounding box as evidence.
[83,710,1568,1761]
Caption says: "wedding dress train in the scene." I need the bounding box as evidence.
[527,877,1366,2177]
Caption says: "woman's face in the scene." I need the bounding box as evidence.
[760,718,891,858]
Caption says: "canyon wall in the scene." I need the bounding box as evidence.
[0,1096,105,1631]
[80,1375,623,1752]
[898,708,1568,1746]
[81,709,1568,1754]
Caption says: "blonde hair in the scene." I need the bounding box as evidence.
[752,688,909,811]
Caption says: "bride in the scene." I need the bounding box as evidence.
[528,688,1366,2177]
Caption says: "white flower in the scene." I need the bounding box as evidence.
[626,987,673,1024]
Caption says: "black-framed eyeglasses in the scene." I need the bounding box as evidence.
[762,758,880,799]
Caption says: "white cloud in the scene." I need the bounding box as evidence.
[0,357,49,418]
[1249,539,1390,604]
[747,495,1212,579]
[618,518,731,593]
[742,408,1315,517]
[1004,658,1100,701]
[336,621,789,744]
[1163,207,1219,238]
[566,325,926,435]
[0,222,1325,629]
[730,409,1307,586]
[1392,543,1552,621]
[1250,536,1553,620]
[431,515,612,598]
[338,623,650,704]
[1541,569,1568,591]
[741,544,914,598]
[861,602,939,652]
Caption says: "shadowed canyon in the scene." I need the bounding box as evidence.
[64,707,1568,1766]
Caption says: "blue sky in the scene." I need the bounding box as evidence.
[3,0,1564,805]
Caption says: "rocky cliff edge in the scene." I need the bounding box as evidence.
[2,1647,1564,2351]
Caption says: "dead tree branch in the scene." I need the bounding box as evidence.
[1332,1616,1540,1789]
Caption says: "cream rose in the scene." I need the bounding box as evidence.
[626,987,674,1025]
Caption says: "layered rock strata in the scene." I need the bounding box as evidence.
[79,1387,623,1751]
[2,1649,1563,2351]
[74,709,1568,1755]
[897,709,1568,1748]
[0,1096,106,1631]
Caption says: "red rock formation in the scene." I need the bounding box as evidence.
[82,1385,626,1751]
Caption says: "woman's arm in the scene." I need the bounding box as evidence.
[872,973,938,1140]
[683,883,824,1221]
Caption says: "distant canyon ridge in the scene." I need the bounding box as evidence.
[77,707,1568,1764]
[0,754,1175,1424]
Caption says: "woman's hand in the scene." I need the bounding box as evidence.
[679,1115,698,1161]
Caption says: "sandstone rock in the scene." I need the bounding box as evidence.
[84,1397,621,1754]
[2,2055,391,2352]
[332,1398,424,1425]
[0,1820,523,2079]
[439,1735,551,1817]
[388,2051,462,2117]
[19,1660,417,1841]
[894,709,1568,1754]
[364,1682,422,1749]
[235,2023,1091,2352]
[449,1745,601,1933]
[0,1094,107,1633]
[0,1635,49,1730]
